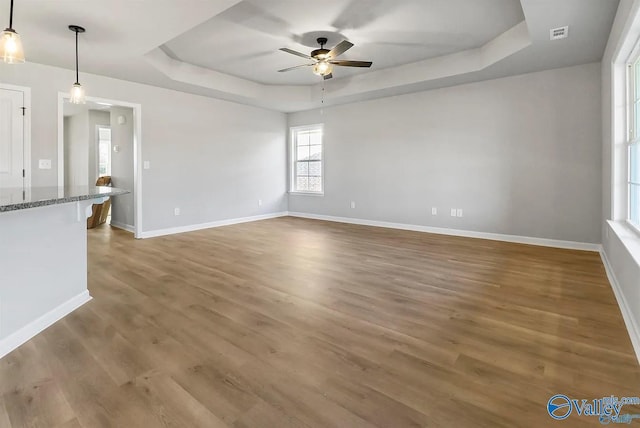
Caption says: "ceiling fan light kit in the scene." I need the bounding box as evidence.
[0,0,25,64]
[313,60,332,76]
[69,25,87,104]
[279,36,372,80]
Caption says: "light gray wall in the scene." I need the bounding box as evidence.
[63,109,89,187]
[64,108,110,188]
[88,110,111,186]
[110,107,134,228]
[289,63,602,244]
[601,0,640,356]
[0,61,288,233]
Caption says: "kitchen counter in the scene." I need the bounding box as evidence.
[0,185,129,359]
[0,186,128,212]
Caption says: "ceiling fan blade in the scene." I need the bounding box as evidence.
[323,73,333,80]
[328,40,354,58]
[329,60,372,68]
[280,48,313,60]
[278,64,314,73]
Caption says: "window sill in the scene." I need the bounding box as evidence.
[607,220,640,268]
[289,191,324,197]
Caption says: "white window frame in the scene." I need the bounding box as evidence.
[97,125,112,178]
[627,46,640,234]
[289,124,324,195]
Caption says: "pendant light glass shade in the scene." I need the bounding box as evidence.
[0,29,24,63]
[313,60,332,77]
[69,82,85,104]
[2,0,25,64]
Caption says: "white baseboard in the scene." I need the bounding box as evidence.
[600,250,640,365]
[139,211,289,239]
[110,221,135,233]
[288,212,601,252]
[0,291,92,360]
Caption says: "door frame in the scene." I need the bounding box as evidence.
[0,83,32,188]
[57,93,143,239]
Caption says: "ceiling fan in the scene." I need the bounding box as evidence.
[278,37,372,80]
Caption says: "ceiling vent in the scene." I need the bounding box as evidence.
[550,26,569,41]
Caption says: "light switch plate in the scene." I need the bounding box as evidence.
[38,159,52,169]
[457,209,463,218]
[143,161,150,170]
[431,207,437,215]
[451,209,457,217]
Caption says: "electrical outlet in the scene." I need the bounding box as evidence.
[457,209,463,218]
[258,199,263,206]
[451,209,457,217]
[350,201,356,209]
[174,207,180,216]
[38,159,52,169]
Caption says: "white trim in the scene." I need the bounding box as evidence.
[627,218,640,238]
[57,93,64,188]
[139,211,289,239]
[288,212,602,251]
[289,191,325,197]
[0,83,31,188]
[22,87,31,188]
[0,291,91,360]
[110,221,135,233]
[610,1,640,222]
[600,250,640,365]
[57,93,144,239]
[134,103,143,240]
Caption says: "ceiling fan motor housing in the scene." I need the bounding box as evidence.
[312,37,330,59]
[311,48,330,59]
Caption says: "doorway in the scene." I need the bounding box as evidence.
[0,84,31,189]
[57,94,142,238]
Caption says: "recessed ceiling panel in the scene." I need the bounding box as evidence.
[164,0,525,85]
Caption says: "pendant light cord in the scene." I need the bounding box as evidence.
[75,29,79,84]
[9,0,14,29]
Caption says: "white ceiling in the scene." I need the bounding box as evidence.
[163,0,525,85]
[0,0,620,112]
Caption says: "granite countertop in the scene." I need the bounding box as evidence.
[0,186,130,212]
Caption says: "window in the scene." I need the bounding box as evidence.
[629,55,640,228]
[291,124,323,194]
[97,126,112,177]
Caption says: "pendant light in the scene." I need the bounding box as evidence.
[69,25,86,104]
[0,0,25,63]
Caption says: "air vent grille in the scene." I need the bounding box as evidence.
[550,26,569,41]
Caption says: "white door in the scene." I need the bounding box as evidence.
[0,88,25,188]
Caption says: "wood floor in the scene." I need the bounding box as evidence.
[1,217,639,427]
